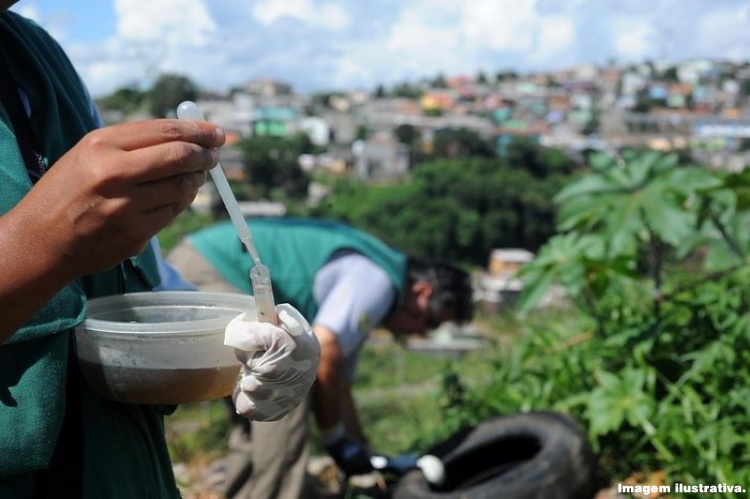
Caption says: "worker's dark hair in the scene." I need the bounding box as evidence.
[406,257,474,324]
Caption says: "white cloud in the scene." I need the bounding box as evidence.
[385,8,463,61]
[462,0,537,52]
[87,59,136,93]
[354,0,579,85]
[613,21,657,61]
[252,0,350,31]
[534,15,576,64]
[14,4,69,42]
[368,0,534,83]
[696,4,750,61]
[114,0,217,45]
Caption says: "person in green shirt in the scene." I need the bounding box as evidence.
[168,217,475,498]
[0,4,319,497]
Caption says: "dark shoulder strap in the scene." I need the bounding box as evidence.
[0,50,46,183]
[0,50,83,499]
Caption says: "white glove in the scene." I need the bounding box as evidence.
[224,303,321,422]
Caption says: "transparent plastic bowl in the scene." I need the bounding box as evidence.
[75,291,256,405]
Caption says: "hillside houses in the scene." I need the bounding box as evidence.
[194,59,750,180]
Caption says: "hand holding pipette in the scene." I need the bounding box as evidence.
[178,104,320,423]
[176,101,276,324]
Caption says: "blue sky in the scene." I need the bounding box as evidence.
[12,0,750,98]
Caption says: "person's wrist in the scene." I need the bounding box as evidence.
[320,422,346,448]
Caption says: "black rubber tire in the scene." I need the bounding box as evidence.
[392,411,597,499]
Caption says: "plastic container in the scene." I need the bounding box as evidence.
[75,291,256,405]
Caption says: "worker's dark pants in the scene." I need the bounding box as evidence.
[222,398,311,499]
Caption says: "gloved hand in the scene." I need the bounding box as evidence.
[224,303,320,422]
[323,432,374,477]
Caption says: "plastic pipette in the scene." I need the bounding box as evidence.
[176,101,276,324]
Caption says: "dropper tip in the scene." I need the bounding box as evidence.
[176,101,202,120]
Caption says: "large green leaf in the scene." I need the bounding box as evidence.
[586,368,655,438]
[555,174,624,203]
[599,193,645,256]
[517,232,635,313]
[556,194,610,232]
[656,166,722,195]
[517,233,589,313]
[555,151,719,254]
[638,191,695,246]
[588,151,617,172]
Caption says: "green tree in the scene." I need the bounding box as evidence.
[96,85,147,116]
[505,137,577,177]
[148,73,199,118]
[236,133,312,200]
[391,82,424,99]
[355,124,369,141]
[495,70,518,82]
[662,66,679,82]
[308,145,577,263]
[393,124,419,145]
[431,73,447,88]
[429,127,495,159]
[311,91,344,109]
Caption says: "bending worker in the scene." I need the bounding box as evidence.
[168,216,474,499]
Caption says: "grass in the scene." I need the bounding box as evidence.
[166,400,231,464]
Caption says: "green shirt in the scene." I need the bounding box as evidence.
[0,11,179,499]
[189,217,408,321]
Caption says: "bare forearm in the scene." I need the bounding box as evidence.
[311,325,370,447]
[312,325,343,431]
[0,207,77,342]
[340,386,367,445]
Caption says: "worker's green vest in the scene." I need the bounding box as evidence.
[189,217,408,320]
[0,12,179,498]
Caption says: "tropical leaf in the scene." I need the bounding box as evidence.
[555,151,714,255]
[516,233,589,313]
[556,194,611,232]
[586,368,655,438]
[639,194,695,246]
[588,151,617,172]
[555,174,624,203]
[599,194,645,256]
[657,166,722,196]
[517,232,635,314]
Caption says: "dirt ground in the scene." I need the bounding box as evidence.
[174,455,394,499]
[175,455,627,499]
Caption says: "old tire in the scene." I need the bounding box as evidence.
[392,411,597,499]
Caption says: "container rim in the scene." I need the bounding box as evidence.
[79,290,256,336]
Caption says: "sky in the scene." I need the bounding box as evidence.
[11,0,750,98]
